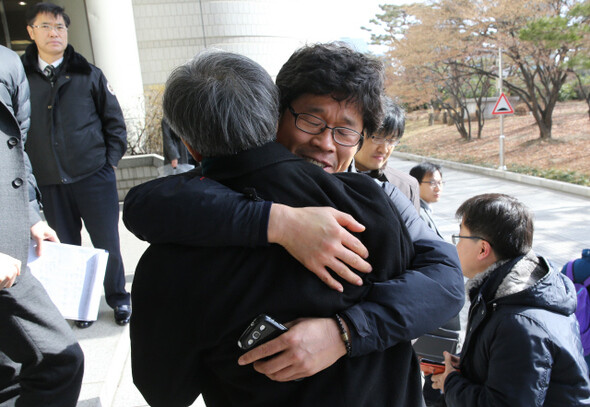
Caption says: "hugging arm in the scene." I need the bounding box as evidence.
[123,173,371,291]
[125,174,464,380]
[237,187,463,381]
[341,186,464,356]
[124,172,270,247]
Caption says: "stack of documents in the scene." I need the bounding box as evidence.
[28,241,108,322]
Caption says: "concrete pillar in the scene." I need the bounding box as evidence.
[84,0,145,142]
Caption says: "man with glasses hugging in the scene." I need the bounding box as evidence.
[125,42,464,406]
[22,3,130,328]
[353,97,420,211]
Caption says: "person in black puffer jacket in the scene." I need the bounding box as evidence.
[430,193,590,406]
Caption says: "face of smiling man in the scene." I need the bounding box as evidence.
[276,94,364,174]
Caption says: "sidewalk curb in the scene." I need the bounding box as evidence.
[392,152,590,198]
[99,325,131,407]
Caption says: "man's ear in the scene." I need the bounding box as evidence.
[182,140,202,162]
[27,25,35,41]
[477,240,496,263]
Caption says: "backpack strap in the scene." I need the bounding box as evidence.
[566,260,590,289]
[566,260,575,281]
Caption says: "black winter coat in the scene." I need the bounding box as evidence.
[21,44,127,186]
[130,143,424,407]
[445,251,590,406]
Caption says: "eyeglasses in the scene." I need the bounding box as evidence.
[421,180,445,188]
[367,135,400,147]
[288,105,363,147]
[451,235,487,245]
[30,24,68,34]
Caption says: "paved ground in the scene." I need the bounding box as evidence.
[73,155,589,406]
[391,154,590,269]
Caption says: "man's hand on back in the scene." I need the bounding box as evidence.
[268,204,372,292]
[237,317,347,381]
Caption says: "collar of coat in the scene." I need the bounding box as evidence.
[22,43,92,76]
[466,250,546,302]
[200,142,300,180]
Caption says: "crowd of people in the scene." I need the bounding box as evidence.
[1,2,589,406]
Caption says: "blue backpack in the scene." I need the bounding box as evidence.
[565,260,590,356]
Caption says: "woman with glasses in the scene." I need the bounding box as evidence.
[353,98,420,210]
[410,162,444,238]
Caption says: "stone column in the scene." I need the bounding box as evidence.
[84,0,145,142]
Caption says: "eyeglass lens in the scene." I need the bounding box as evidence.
[290,107,362,147]
[33,24,67,33]
[370,136,399,146]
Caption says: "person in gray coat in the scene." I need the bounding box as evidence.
[0,44,84,406]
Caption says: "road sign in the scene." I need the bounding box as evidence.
[492,93,514,115]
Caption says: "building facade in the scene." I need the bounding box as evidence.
[2,0,308,140]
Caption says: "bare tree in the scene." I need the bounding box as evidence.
[367,0,589,140]
[125,86,164,156]
[369,2,493,140]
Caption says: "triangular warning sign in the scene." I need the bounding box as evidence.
[492,93,514,115]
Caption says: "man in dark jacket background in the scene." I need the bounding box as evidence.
[431,193,590,406]
[0,44,84,407]
[22,2,130,328]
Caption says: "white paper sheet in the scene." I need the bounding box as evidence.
[27,241,108,321]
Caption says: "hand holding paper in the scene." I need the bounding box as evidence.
[30,221,59,256]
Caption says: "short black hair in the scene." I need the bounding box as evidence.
[374,97,405,139]
[26,2,71,27]
[409,162,442,183]
[456,193,534,260]
[275,42,385,136]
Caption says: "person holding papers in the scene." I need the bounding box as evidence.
[0,44,84,407]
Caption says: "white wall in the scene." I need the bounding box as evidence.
[132,0,304,85]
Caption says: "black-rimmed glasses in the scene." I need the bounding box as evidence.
[288,105,363,147]
[451,235,487,245]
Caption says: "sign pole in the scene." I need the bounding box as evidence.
[498,48,506,170]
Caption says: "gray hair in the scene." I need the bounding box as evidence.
[162,50,278,157]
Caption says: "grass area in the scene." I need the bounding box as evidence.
[398,101,590,186]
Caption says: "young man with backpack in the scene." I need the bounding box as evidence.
[430,193,590,406]
[562,248,590,371]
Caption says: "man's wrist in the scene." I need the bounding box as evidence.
[334,313,352,357]
[267,203,285,244]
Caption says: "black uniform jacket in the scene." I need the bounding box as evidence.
[130,142,424,407]
[21,44,127,185]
